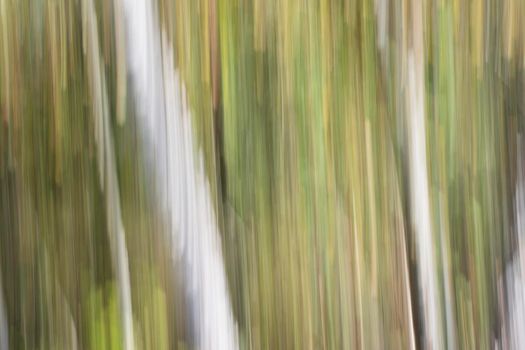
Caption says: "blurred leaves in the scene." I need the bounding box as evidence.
[2,0,525,349]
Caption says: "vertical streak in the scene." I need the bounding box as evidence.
[365,120,377,294]
[401,216,417,350]
[352,198,364,349]
[406,1,443,348]
[113,0,127,125]
[440,193,456,350]
[0,273,8,350]
[82,1,135,348]
[118,0,238,348]
[1,0,10,125]
[504,135,525,349]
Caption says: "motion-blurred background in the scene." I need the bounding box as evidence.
[1,0,525,348]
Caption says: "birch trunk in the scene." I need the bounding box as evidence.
[405,1,443,348]
[118,0,238,348]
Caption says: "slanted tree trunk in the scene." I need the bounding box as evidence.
[118,0,238,348]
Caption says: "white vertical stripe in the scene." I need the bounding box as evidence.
[119,0,239,348]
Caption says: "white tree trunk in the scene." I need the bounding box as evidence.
[118,0,239,348]
[405,1,443,348]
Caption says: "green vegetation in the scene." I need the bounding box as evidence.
[1,0,525,348]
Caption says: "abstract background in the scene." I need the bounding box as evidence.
[0,0,524,348]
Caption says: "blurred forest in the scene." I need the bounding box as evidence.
[1,0,525,349]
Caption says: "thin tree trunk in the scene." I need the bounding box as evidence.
[82,1,135,348]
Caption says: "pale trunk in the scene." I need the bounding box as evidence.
[405,1,443,348]
[118,0,238,348]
